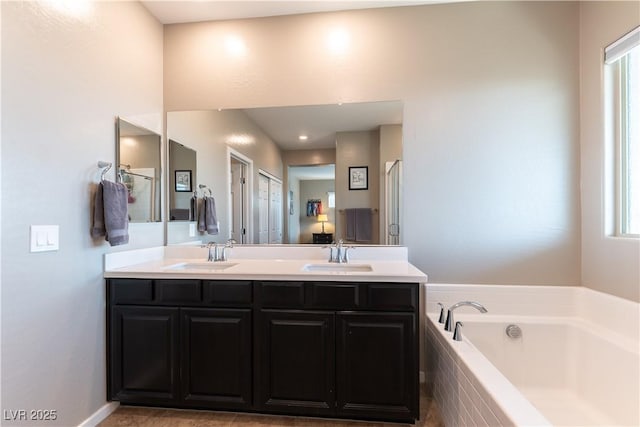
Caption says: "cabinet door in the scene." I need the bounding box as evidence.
[181,308,252,410]
[336,312,417,421]
[258,310,335,416]
[109,306,180,405]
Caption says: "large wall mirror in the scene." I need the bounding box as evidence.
[166,101,403,245]
[116,117,162,223]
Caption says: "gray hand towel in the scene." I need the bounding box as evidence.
[205,196,219,235]
[197,197,206,232]
[354,208,372,243]
[91,183,106,238]
[345,208,356,241]
[102,180,129,246]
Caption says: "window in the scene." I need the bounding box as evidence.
[606,27,640,236]
[327,191,336,208]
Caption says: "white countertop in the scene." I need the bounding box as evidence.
[104,246,428,283]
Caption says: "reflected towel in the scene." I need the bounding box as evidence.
[101,180,129,246]
[345,208,356,241]
[198,196,219,235]
[354,208,372,243]
[170,208,190,221]
[344,208,372,243]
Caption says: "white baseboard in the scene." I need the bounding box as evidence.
[77,402,119,427]
[420,370,425,383]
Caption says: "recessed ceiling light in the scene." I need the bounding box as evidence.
[299,135,308,141]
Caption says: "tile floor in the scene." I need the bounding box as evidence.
[98,389,444,427]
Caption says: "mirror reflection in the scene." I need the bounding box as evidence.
[169,140,197,221]
[166,101,403,245]
[116,118,162,223]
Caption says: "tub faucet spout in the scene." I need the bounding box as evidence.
[444,301,488,332]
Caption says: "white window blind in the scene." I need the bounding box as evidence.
[605,26,640,65]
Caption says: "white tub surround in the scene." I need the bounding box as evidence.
[104,245,427,283]
[426,284,640,427]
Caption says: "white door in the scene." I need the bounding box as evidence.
[230,158,247,243]
[269,179,283,243]
[258,174,270,244]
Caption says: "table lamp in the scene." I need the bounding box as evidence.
[317,214,328,233]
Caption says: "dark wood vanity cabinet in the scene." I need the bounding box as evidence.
[108,279,253,410]
[255,281,419,422]
[107,278,419,423]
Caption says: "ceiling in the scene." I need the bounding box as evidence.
[241,101,403,151]
[289,164,336,181]
[141,1,441,25]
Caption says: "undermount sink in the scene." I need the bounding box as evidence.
[164,262,238,271]
[302,263,373,273]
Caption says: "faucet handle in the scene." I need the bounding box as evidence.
[226,238,236,247]
[436,303,446,324]
[342,246,355,263]
[453,321,464,341]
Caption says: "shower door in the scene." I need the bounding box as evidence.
[385,160,402,245]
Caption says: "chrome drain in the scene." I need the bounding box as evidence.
[505,324,522,339]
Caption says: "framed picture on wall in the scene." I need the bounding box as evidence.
[349,166,368,190]
[175,170,192,192]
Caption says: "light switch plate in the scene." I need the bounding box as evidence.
[30,225,59,252]
[189,223,196,237]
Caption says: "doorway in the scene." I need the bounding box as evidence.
[287,164,335,244]
[229,151,251,244]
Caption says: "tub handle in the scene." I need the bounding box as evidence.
[437,303,446,324]
[453,321,464,341]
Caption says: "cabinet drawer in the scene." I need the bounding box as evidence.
[156,280,202,304]
[203,281,252,306]
[259,282,305,308]
[308,283,361,309]
[110,279,153,304]
[366,284,417,311]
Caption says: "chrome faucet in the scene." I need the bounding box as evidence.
[327,239,354,263]
[444,301,487,332]
[219,238,236,262]
[203,239,236,262]
[204,242,218,262]
[436,303,446,324]
[453,321,464,341]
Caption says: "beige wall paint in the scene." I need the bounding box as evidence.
[299,180,336,244]
[336,130,380,243]
[1,1,163,424]
[167,109,283,244]
[164,1,583,288]
[580,2,640,302]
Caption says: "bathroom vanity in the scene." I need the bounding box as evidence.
[104,246,426,423]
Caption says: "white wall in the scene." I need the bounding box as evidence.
[1,2,163,425]
[163,2,582,287]
[580,2,640,302]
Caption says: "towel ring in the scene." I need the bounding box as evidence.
[98,161,112,181]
